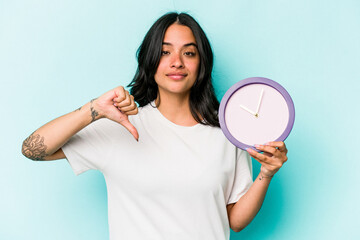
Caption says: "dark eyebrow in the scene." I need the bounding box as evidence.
[162,42,198,48]
[184,43,198,48]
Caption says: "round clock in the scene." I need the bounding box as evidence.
[219,77,295,152]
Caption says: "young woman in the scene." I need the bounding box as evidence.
[22,12,288,240]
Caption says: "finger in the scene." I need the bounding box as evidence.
[266,141,287,153]
[113,86,126,103]
[119,95,136,112]
[120,119,139,141]
[123,107,138,116]
[117,91,131,108]
[263,152,273,157]
[255,144,280,157]
[255,145,288,166]
[246,148,269,163]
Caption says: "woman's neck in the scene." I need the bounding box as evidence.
[155,94,198,127]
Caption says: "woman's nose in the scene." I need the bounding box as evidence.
[170,53,184,68]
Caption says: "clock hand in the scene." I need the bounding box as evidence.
[255,88,264,114]
[239,104,257,116]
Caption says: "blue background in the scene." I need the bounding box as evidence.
[1,0,359,239]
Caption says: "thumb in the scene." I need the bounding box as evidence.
[119,118,139,141]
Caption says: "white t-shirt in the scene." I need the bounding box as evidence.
[62,102,253,240]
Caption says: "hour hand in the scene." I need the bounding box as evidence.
[239,104,257,116]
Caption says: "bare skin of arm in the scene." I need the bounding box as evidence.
[226,173,271,232]
[22,87,138,161]
[21,100,96,161]
[226,142,288,232]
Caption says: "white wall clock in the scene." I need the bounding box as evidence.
[219,77,295,152]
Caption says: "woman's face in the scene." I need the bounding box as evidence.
[154,23,200,98]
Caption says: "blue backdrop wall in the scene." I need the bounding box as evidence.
[1,0,359,239]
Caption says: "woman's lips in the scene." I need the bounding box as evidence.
[166,74,187,80]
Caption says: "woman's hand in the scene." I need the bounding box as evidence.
[246,141,288,178]
[92,86,139,141]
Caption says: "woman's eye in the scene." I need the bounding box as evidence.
[161,51,169,55]
[184,52,196,56]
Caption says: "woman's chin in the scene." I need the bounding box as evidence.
[159,87,192,97]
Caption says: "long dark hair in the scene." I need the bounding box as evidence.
[128,12,220,127]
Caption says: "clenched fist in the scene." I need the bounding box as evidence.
[91,86,139,141]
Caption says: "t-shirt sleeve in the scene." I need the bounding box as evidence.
[227,148,253,204]
[61,119,111,176]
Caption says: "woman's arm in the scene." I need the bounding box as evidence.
[227,172,271,232]
[228,142,288,232]
[21,86,138,161]
[21,100,98,161]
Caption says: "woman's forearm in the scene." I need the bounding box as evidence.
[22,86,140,161]
[21,100,99,160]
[229,173,272,232]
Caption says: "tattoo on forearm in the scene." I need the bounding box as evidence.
[90,98,99,123]
[22,133,48,161]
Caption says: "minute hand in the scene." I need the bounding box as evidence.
[239,104,257,116]
[256,89,264,114]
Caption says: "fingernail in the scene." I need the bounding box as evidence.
[255,144,260,148]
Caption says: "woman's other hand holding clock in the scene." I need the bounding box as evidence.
[246,141,288,179]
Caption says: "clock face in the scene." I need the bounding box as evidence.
[219,77,295,151]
